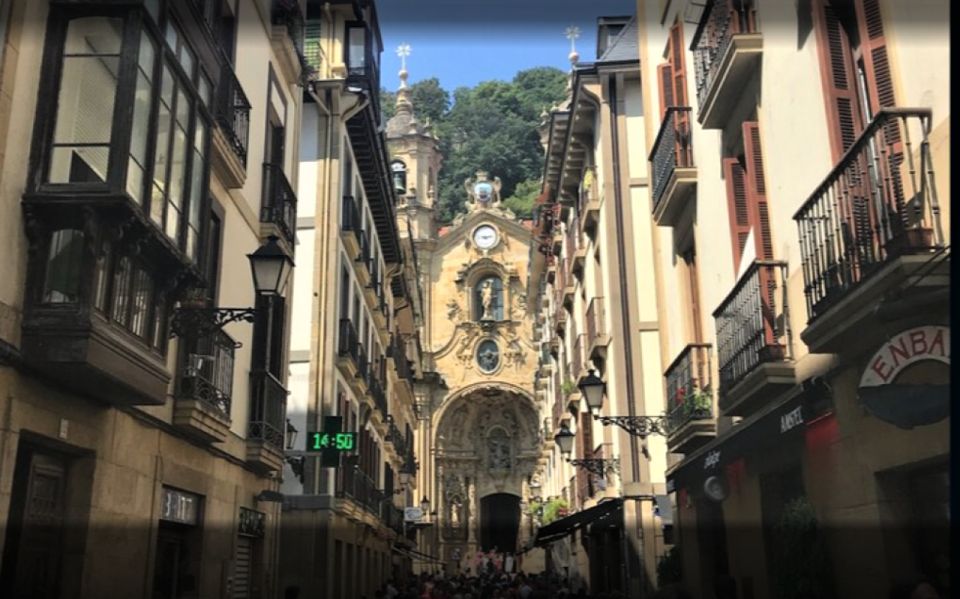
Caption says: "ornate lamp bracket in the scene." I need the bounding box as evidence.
[169,307,258,340]
[567,457,620,477]
[595,415,669,438]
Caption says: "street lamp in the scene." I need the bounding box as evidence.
[554,425,576,458]
[170,236,295,337]
[420,496,430,514]
[579,369,605,415]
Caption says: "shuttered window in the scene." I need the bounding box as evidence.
[813,0,897,161]
[723,158,751,271]
[723,121,772,274]
[657,20,689,117]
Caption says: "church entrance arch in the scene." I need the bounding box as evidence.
[433,384,541,556]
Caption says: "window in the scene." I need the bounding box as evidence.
[48,18,123,184]
[346,24,366,73]
[39,6,212,263]
[42,230,85,304]
[474,276,504,321]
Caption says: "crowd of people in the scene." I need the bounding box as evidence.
[372,571,622,599]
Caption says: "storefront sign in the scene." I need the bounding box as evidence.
[703,450,721,470]
[160,487,200,525]
[859,326,950,429]
[780,405,804,434]
[860,326,949,387]
[404,507,424,522]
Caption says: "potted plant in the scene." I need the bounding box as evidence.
[561,380,577,397]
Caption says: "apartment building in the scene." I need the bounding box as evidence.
[278,1,424,596]
[0,0,304,597]
[636,0,949,597]
[531,17,672,596]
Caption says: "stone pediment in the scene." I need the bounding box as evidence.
[436,208,532,255]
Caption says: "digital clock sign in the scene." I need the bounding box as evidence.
[307,432,357,452]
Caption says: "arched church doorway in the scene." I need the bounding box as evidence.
[479,494,521,552]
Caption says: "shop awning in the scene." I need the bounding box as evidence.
[533,498,623,547]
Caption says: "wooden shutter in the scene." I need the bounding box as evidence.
[743,122,777,346]
[723,158,751,272]
[233,537,253,599]
[657,63,675,119]
[813,0,865,160]
[742,121,773,260]
[669,20,688,106]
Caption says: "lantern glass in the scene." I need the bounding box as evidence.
[554,426,575,458]
[248,236,294,295]
[579,369,605,414]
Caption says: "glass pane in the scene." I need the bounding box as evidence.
[49,54,119,183]
[144,0,160,22]
[152,103,172,190]
[112,257,132,325]
[161,65,175,106]
[179,41,195,79]
[348,27,365,69]
[175,89,190,128]
[188,149,204,225]
[165,204,180,240]
[138,33,156,76]
[164,21,179,52]
[150,183,165,225]
[168,125,188,209]
[93,239,112,312]
[126,158,145,204]
[127,67,154,203]
[43,230,85,304]
[130,268,153,338]
[63,17,123,55]
[152,296,168,351]
[198,73,212,108]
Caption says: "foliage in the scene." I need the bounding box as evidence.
[502,177,541,219]
[673,387,712,416]
[560,380,577,396]
[380,67,567,224]
[656,546,682,587]
[770,496,836,599]
[540,498,570,525]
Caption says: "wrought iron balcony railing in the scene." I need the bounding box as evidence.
[586,297,605,350]
[261,163,297,244]
[337,318,360,365]
[692,0,758,110]
[793,109,944,321]
[650,106,694,215]
[271,0,306,62]
[664,343,713,416]
[368,371,387,417]
[215,65,251,168]
[391,335,415,384]
[357,230,372,271]
[714,260,792,394]
[176,327,237,418]
[337,464,383,517]
[248,370,287,450]
[356,343,369,384]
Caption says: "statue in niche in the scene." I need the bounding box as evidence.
[488,430,511,470]
[480,280,495,320]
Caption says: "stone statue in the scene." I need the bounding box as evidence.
[488,433,511,470]
[447,297,462,322]
[477,343,499,372]
[481,280,494,320]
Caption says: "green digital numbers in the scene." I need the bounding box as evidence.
[306,431,356,452]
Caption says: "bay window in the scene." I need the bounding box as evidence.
[35,5,213,264]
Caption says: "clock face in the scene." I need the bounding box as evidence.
[473,225,498,249]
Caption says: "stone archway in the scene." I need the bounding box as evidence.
[433,385,541,555]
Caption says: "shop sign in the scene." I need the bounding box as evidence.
[160,487,200,525]
[780,405,804,434]
[404,507,424,522]
[860,326,949,387]
[859,325,950,429]
[238,507,266,538]
[703,450,721,470]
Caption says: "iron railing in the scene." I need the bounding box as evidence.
[341,195,362,239]
[713,260,792,395]
[271,0,306,60]
[692,0,758,110]
[337,318,360,364]
[356,230,371,272]
[664,343,713,422]
[368,370,387,417]
[586,297,605,350]
[794,109,943,321]
[337,464,383,516]
[391,335,414,384]
[215,65,251,168]
[650,106,694,214]
[571,334,586,382]
[248,370,287,449]
[356,343,369,384]
[261,163,297,244]
[176,327,237,417]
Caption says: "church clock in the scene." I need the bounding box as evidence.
[473,224,499,249]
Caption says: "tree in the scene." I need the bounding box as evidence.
[380,78,449,126]
[502,177,541,219]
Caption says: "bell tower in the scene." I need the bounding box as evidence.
[385,44,442,242]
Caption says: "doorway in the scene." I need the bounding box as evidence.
[0,446,68,599]
[479,493,520,553]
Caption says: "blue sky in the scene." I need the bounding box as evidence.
[376,0,636,92]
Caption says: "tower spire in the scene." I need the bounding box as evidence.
[565,26,581,66]
[396,43,413,114]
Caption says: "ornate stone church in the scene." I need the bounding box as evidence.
[386,62,549,570]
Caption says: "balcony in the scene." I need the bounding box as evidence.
[261,163,298,247]
[344,29,382,128]
[579,167,601,240]
[571,334,586,383]
[561,259,576,309]
[554,305,567,338]
[355,344,370,395]
[173,328,236,443]
[211,65,251,188]
[692,0,762,129]
[551,229,563,256]
[337,464,384,520]
[270,0,306,84]
[355,230,372,287]
[663,344,717,454]
[567,220,586,282]
[391,335,415,386]
[546,256,557,285]
[367,372,388,420]
[649,107,696,226]
[247,370,287,472]
[340,195,362,257]
[337,318,360,376]
[713,260,795,417]
[793,109,947,353]
[586,297,609,362]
